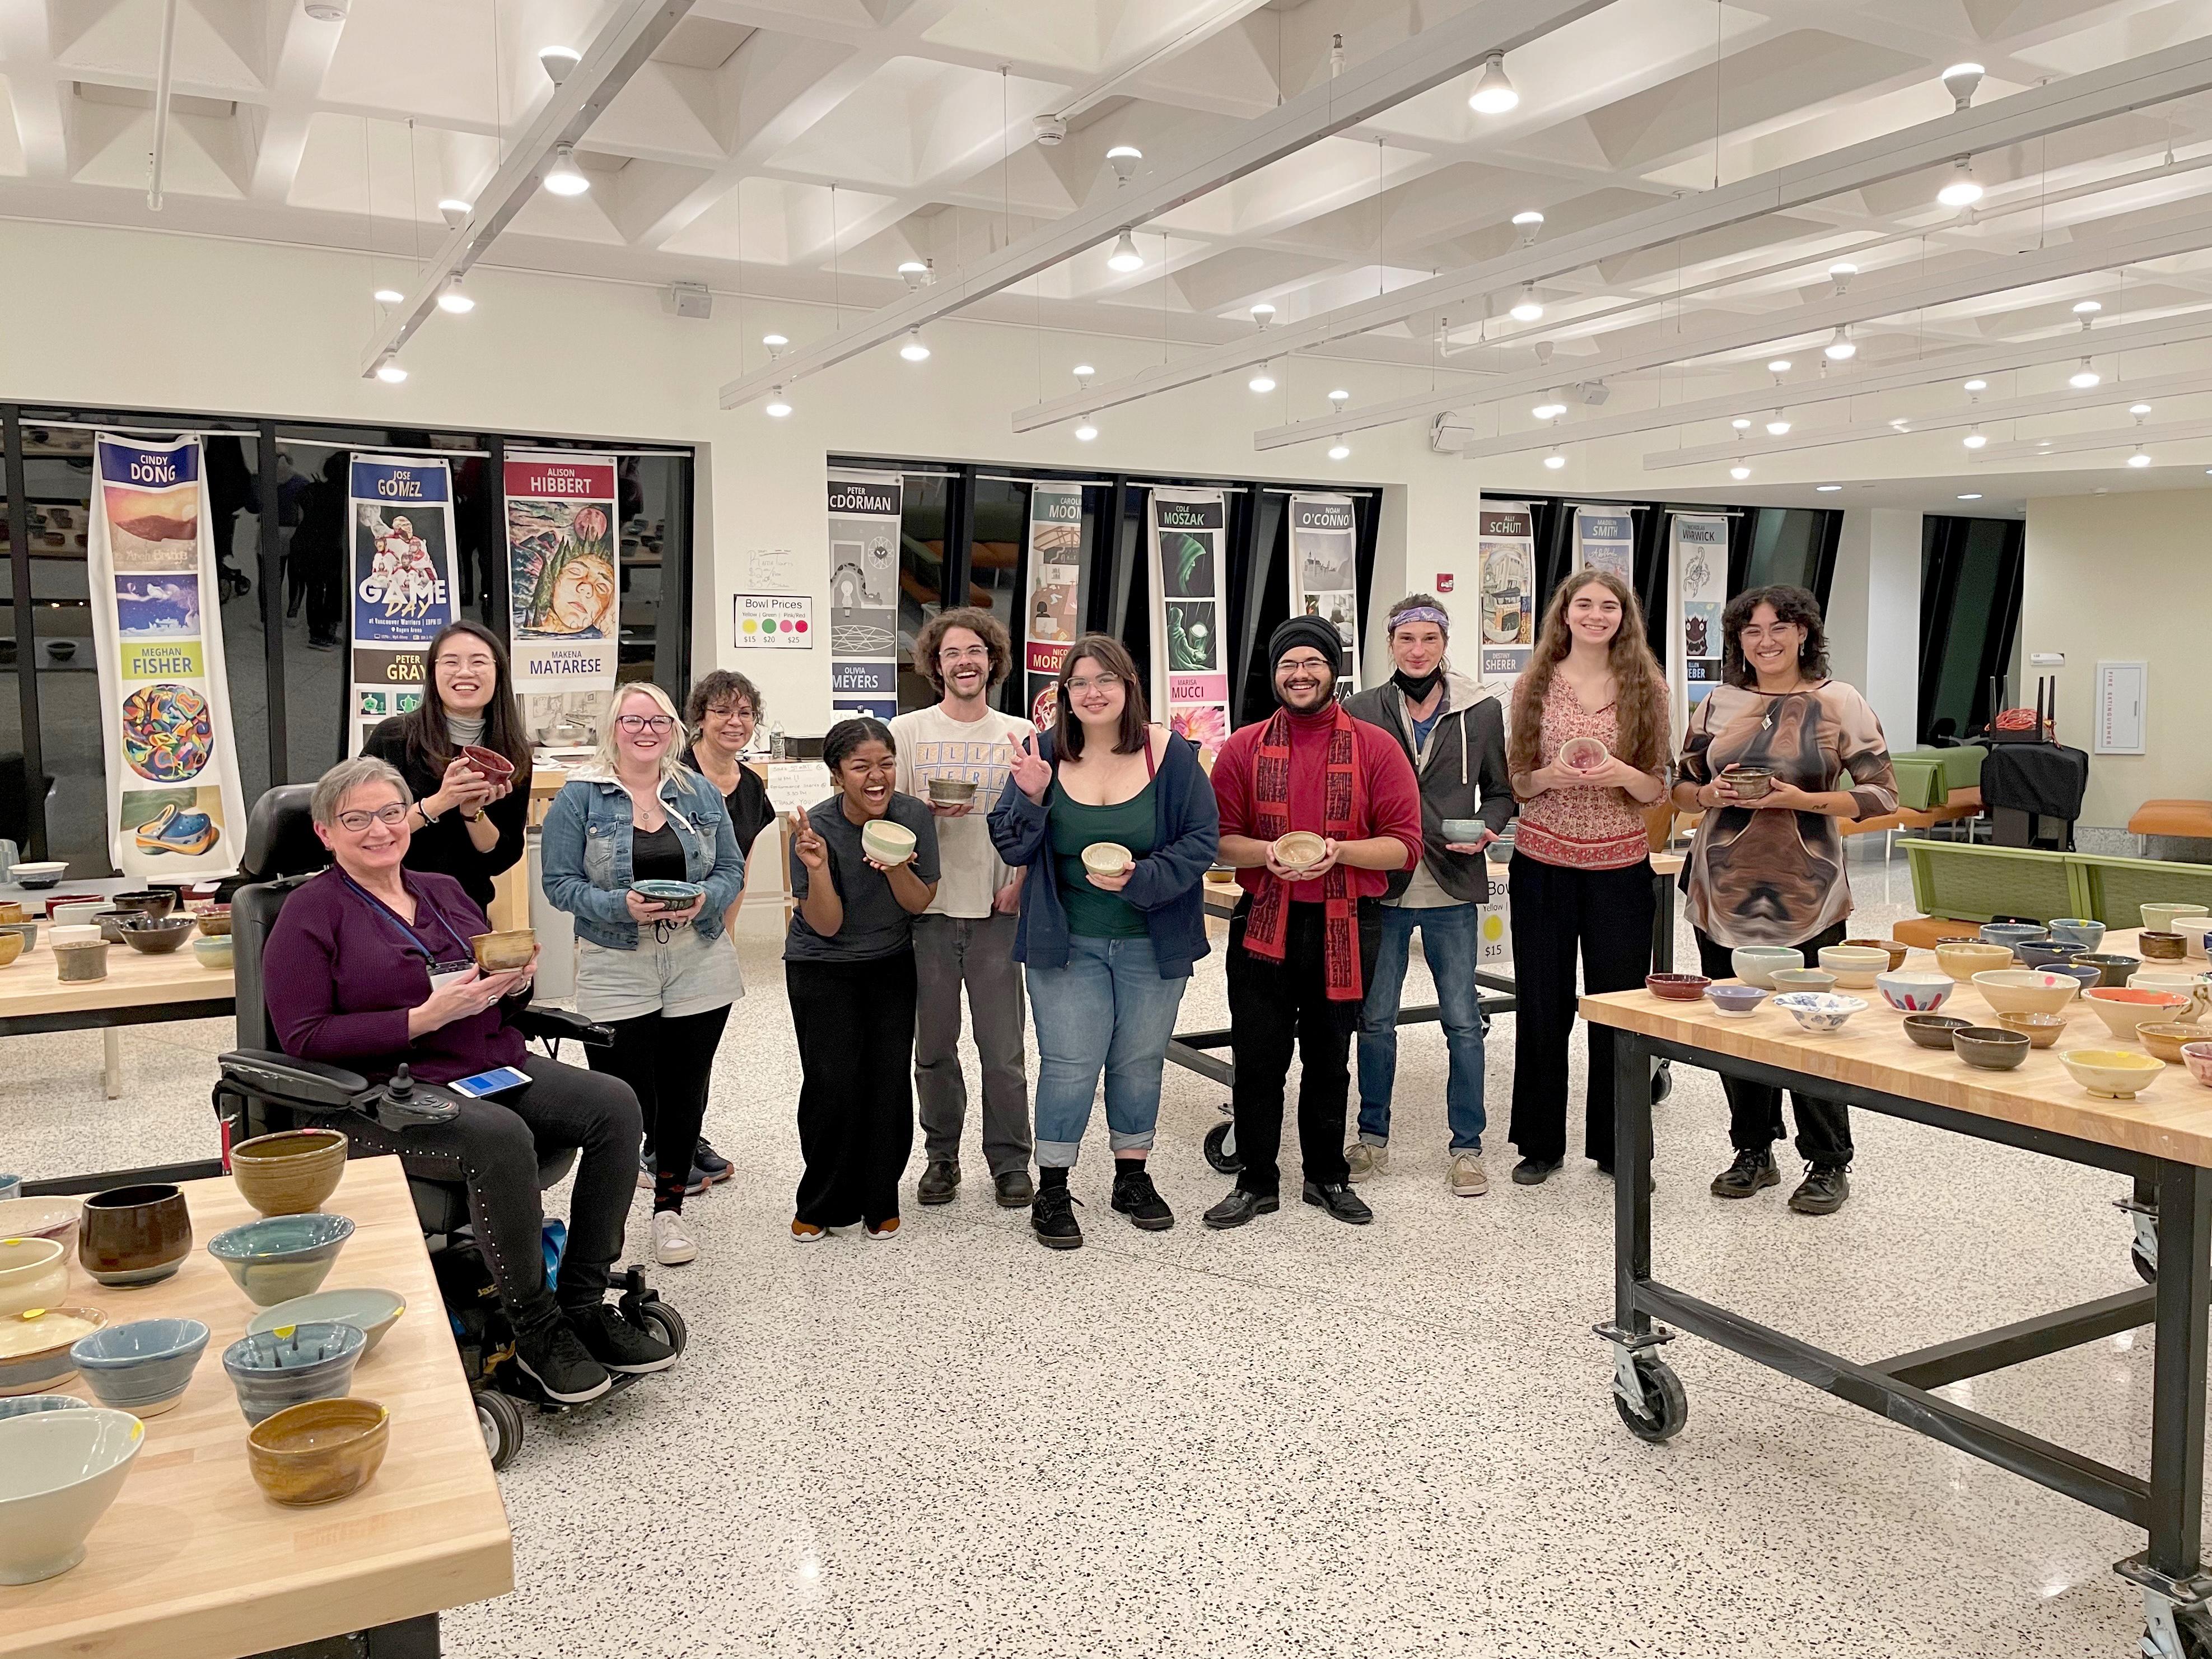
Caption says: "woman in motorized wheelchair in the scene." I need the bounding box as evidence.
[261,755,678,1406]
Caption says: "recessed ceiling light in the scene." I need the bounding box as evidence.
[1937,156,1983,207]
[436,273,474,314]
[1730,465,1751,481]
[1468,52,1519,115]
[372,287,403,305]
[1328,437,1351,461]
[1816,484,1842,492]
[1824,325,1855,360]
[899,329,930,362]
[1107,231,1144,273]
[764,388,792,418]
[544,143,589,196]
[1509,283,1543,322]
[1958,492,1983,501]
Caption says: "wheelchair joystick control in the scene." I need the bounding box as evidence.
[369,1062,462,1131]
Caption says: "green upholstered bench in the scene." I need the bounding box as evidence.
[1903,839,2212,926]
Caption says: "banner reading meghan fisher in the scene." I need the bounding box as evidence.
[1146,487,1231,767]
[348,456,460,754]
[505,454,619,695]
[87,434,249,878]
[827,470,901,721]
[1021,483,1084,730]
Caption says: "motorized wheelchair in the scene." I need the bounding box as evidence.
[209,785,686,1469]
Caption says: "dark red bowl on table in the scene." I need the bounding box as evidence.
[1645,972,1712,1003]
[460,745,516,782]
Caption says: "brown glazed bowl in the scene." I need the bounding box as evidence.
[1953,1026,2032,1071]
[1995,1010,2066,1049]
[77,1183,192,1288]
[2140,1022,2212,1065]
[2075,953,2142,989]
[246,1397,390,1507]
[2141,932,2190,962]
[117,915,192,954]
[460,745,516,782]
[1724,767,1775,799]
[1272,831,1327,871]
[469,930,536,973]
[1844,938,1911,973]
[193,907,232,938]
[229,1129,348,1218]
[1644,972,1711,1002]
[0,932,24,971]
[108,889,176,921]
[1902,1014,1972,1050]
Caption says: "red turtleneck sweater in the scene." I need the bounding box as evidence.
[1211,705,1422,905]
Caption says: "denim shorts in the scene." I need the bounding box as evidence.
[574,923,743,1023]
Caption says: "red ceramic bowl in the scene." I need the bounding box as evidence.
[1646,972,1712,1003]
[460,745,516,781]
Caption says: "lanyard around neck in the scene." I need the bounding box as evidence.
[341,872,469,961]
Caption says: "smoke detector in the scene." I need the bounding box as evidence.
[304,0,348,19]
[1033,114,1067,147]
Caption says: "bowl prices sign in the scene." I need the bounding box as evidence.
[733,593,813,647]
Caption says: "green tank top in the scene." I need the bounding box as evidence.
[1048,778,1157,939]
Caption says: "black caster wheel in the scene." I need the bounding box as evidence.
[2144,1609,2212,1659]
[1203,1120,1242,1175]
[1613,1356,1688,1444]
[477,1388,526,1471]
[638,1300,687,1355]
[1652,1061,1673,1106]
[2135,1244,2158,1285]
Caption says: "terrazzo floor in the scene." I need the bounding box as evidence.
[0,845,2182,1657]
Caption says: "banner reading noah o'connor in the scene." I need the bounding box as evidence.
[505,453,620,696]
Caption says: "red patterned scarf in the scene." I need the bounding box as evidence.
[1243,703,1365,1000]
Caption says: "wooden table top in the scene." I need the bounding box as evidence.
[0,936,232,1023]
[1580,928,2212,1169]
[0,1157,513,1659]
[1202,848,1684,915]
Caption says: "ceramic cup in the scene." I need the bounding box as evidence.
[0,1175,19,1203]
[2143,903,2210,936]
[52,940,108,982]
[77,1183,192,1288]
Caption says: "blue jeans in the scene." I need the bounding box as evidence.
[1356,902,1486,1152]
[1026,934,1190,1168]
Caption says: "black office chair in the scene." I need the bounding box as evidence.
[208,785,684,1467]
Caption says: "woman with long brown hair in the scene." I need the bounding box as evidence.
[1504,568,1671,1186]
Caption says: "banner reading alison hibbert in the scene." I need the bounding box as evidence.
[87,433,249,878]
[1145,486,1230,768]
[1021,483,1083,729]
[1288,492,1360,697]
[827,470,900,721]
[505,453,619,695]
[349,456,460,754]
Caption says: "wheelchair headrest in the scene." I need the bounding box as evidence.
[240,785,331,883]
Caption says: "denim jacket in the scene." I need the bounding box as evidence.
[540,770,745,950]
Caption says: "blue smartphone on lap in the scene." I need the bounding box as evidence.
[449,1066,531,1099]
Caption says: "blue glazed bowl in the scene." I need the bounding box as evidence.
[219,1321,366,1426]
[2048,918,2107,952]
[630,879,704,913]
[71,1318,210,1418]
[2014,938,2085,970]
[1770,992,1868,1033]
[1980,922,2045,950]
[2047,963,2102,994]
[1706,984,1768,1018]
[206,1213,355,1307]
[0,1394,91,1422]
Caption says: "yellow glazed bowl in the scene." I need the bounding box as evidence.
[1936,943,2015,982]
[2060,1048,2164,1100]
[1816,945,1890,988]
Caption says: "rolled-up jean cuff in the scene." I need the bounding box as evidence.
[1358,1130,1388,1149]
[1035,1139,1082,1169]
[1107,1127,1156,1152]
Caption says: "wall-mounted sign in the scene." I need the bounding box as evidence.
[1574,507,1634,581]
[1669,511,1729,737]
[1289,492,1360,697]
[1022,484,1084,729]
[1146,487,1231,766]
[734,593,813,647]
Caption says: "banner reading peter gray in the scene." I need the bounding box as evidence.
[87,434,249,877]
[1289,492,1360,698]
[349,456,459,754]
[505,454,619,696]
[827,470,901,721]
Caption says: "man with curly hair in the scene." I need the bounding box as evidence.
[890,607,1037,1209]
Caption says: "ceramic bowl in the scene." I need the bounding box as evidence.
[2139,1022,2212,1064]
[2075,952,2141,989]
[192,935,232,971]
[1439,818,1488,844]
[90,910,130,945]
[207,1213,355,1307]
[52,940,108,982]
[1876,970,1955,1014]
[1817,945,1890,987]
[1770,967,1838,994]
[2174,916,2212,960]
[925,776,977,805]
[117,915,192,954]
[108,889,176,921]
[1730,947,1803,990]
[1903,1013,1973,1050]
[1843,938,1911,973]
[229,1128,347,1218]
[0,1394,90,1422]
[1644,972,1710,1002]
[2048,918,2107,952]
[2047,963,2103,995]
[1080,842,1133,879]
[0,1196,78,1254]
[77,1183,191,1288]
[69,1317,209,1417]
[1724,766,1775,799]
[858,820,918,868]
[1936,943,2017,982]
[248,1287,405,1357]
[1952,1026,2031,1071]
[1272,831,1327,871]
[7,861,65,888]
[246,1396,389,1507]
[2141,931,2190,962]
[220,1321,367,1425]
[1557,735,1609,773]
[1996,1010,2066,1049]
[1770,992,1867,1033]
[0,901,23,925]
[0,922,40,954]
[0,1406,144,1582]
[2183,1041,2212,1088]
[0,932,23,971]
[2060,1048,2164,1100]
[460,744,516,781]
[0,1238,68,1320]
[193,907,231,937]
[48,924,99,948]
[0,1307,105,1397]
[2142,903,2210,936]
[1971,969,2082,1015]
[628,879,705,913]
[468,929,536,973]
[1706,984,1768,1018]
[1980,922,2046,951]
[2013,938,2085,971]
[2083,986,2194,1041]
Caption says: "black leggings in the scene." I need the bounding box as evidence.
[1693,922,1854,1167]
[342,1055,641,1334]
[788,952,917,1231]
[589,1005,731,1214]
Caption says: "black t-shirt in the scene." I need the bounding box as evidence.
[631,822,687,883]
[783,793,940,963]
[362,717,530,911]
[684,746,776,856]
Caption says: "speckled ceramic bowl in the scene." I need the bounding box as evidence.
[1770,992,1867,1034]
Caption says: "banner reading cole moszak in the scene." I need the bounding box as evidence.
[1574,506,1635,581]
[505,454,619,695]
[827,470,900,721]
[1021,483,1083,729]
[87,434,249,878]
[348,456,460,754]
[1669,510,1729,736]
[1289,492,1360,698]
[1146,486,1231,768]
[1476,500,1536,682]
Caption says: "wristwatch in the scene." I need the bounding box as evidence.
[460,806,486,823]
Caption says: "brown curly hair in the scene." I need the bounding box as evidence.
[1720,584,1830,688]
[1507,568,1668,781]
[912,606,1012,695]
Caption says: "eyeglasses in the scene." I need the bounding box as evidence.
[707,703,755,721]
[939,645,992,664]
[616,714,676,734]
[1066,673,1121,695]
[1277,655,1332,672]
[334,803,409,833]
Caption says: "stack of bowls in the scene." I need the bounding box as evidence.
[1729,947,1802,990]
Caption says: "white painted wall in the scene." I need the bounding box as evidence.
[1824,507,1922,749]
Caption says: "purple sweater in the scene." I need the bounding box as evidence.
[263,867,524,1085]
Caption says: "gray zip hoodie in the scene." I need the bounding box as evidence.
[1343,667,1514,906]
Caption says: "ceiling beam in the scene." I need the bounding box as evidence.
[715,0,1616,411]
[357,0,697,378]
[1971,413,2212,463]
[1014,34,2212,436]
[248,1,348,203]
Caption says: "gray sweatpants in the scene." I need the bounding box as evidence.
[911,910,1032,1176]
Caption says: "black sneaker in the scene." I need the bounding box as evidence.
[1511,1157,1562,1186]
[514,1319,612,1404]
[1789,1165,1851,1215]
[1711,1147,1780,1199]
[1032,1186,1084,1250]
[692,1138,733,1185]
[637,1148,709,1196]
[568,1303,677,1374]
[917,1159,961,1205]
[1110,1167,1174,1231]
[1301,1180,1373,1224]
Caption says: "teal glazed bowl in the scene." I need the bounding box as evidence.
[630,879,704,913]
[70,1318,210,1418]
[0,1394,91,1423]
[219,1321,366,1426]
[206,1213,355,1307]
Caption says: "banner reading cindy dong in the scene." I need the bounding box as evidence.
[348,456,460,754]
[505,453,619,695]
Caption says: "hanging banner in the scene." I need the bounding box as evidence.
[1574,506,1635,582]
[1288,493,1360,698]
[1021,483,1084,730]
[87,434,249,877]
[1669,511,1729,737]
[1146,487,1231,767]
[504,453,619,695]
[1476,500,1536,682]
[827,470,901,721]
[348,456,459,754]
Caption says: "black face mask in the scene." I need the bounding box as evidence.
[1392,667,1443,703]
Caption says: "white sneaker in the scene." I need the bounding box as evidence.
[1346,1143,1390,1183]
[651,1209,698,1266]
[1450,1152,1490,1198]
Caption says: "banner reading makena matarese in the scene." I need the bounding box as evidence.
[505,453,620,695]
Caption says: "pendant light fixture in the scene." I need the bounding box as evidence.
[1962,426,1986,449]
[2070,359,2101,389]
[375,356,408,384]
[544,144,589,197]
[1107,231,1144,273]
[1249,362,1276,394]
[436,273,474,314]
[1543,450,1566,471]
[1508,283,1543,322]
[1468,52,1519,114]
[1936,156,1983,208]
[898,329,930,362]
[1824,325,1856,361]
[764,387,792,418]
[373,287,402,305]
[1328,437,1351,460]
[1074,416,1099,442]
[1765,410,1790,436]
[1730,465,1751,481]
[2129,447,2152,468]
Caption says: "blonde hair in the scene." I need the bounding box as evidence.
[586,681,692,788]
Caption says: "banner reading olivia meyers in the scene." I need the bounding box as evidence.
[1288,492,1360,698]
[1669,510,1729,737]
[1146,487,1231,767]
[348,456,460,754]
[87,434,249,878]
[1475,500,1536,682]
[1021,483,1084,730]
[827,470,901,721]
[505,453,619,695]
[1574,506,1635,581]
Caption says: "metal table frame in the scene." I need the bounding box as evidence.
[1599,1031,2212,1657]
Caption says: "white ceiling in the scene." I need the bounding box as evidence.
[9,0,2212,506]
